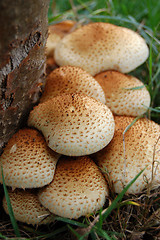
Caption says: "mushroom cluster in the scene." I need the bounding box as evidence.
[0,21,159,226]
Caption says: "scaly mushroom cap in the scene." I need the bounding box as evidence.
[95,70,151,116]
[0,128,60,189]
[40,66,106,104]
[46,20,76,57]
[28,93,115,156]
[3,189,53,225]
[38,156,108,219]
[95,116,160,194]
[54,22,149,75]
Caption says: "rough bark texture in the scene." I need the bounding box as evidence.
[0,0,49,153]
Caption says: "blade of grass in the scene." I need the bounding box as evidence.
[68,224,88,240]
[122,115,143,180]
[99,167,146,222]
[148,41,153,97]
[54,216,87,227]
[96,208,103,229]
[123,115,143,135]
[1,166,21,238]
[95,228,112,240]
[0,233,7,239]
[117,200,140,208]
[31,226,67,240]
[144,105,160,113]
[122,85,146,90]
[89,231,98,240]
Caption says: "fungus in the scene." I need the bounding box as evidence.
[54,22,149,75]
[3,188,53,225]
[95,116,160,194]
[0,128,60,189]
[46,20,76,57]
[40,65,106,104]
[28,93,115,156]
[95,70,151,116]
[38,156,108,219]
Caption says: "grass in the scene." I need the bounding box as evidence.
[0,0,160,239]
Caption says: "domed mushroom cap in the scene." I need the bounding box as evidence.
[3,189,53,225]
[46,20,76,57]
[95,70,151,116]
[28,93,115,156]
[0,128,60,189]
[40,66,106,104]
[95,116,160,194]
[38,156,108,219]
[54,22,149,75]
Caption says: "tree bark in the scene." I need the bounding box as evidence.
[0,0,49,153]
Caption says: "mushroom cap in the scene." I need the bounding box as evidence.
[40,65,106,104]
[28,93,115,156]
[95,116,160,194]
[46,20,76,57]
[3,188,53,225]
[38,156,108,219]
[54,22,149,75]
[95,70,151,116]
[0,128,60,189]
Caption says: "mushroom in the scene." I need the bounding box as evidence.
[3,188,54,225]
[54,22,149,75]
[28,93,115,156]
[40,65,106,104]
[46,20,76,57]
[0,128,60,189]
[38,155,108,219]
[94,70,151,116]
[94,116,160,194]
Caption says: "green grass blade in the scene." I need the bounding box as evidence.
[122,85,145,90]
[144,106,160,113]
[89,231,97,240]
[96,208,103,229]
[148,41,153,96]
[0,233,7,239]
[95,228,112,240]
[123,115,143,135]
[32,226,67,240]
[99,168,146,222]
[68,224,88,240]
[54,216,87,227]
[117,200,140,208]
[1,166,21,238]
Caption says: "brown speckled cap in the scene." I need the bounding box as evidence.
[28,93,115,156]
[46,20,76,57]
[95,116,160,194]
[3,188,53,225]
[0,128,60,189]
[95,70,151,116]
[54,22,149,75]
[38,156,108,219]
[40,65,106,104]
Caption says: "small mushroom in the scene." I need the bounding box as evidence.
[0,128,60,189]
[46,20,76,57]
[40,65,106,104]
[94,116,160,194]
[54,22,149,75]
[3,188,54,225]
[28,93,115,156]
[95,70,151,116]
[38,156,108,219]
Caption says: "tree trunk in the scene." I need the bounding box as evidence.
[0,0,49,153]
